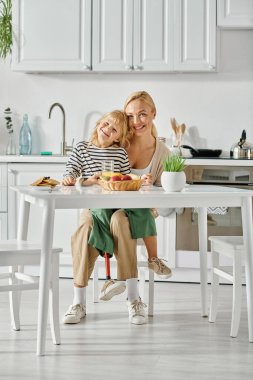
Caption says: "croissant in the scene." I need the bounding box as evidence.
[31,176,60,187]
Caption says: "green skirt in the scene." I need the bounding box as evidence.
[88,208,157,256]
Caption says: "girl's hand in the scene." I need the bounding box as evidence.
[141,173,153,185]
[84,172,101,186]
[62,176,76,186]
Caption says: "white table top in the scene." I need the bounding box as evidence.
[11,184,253,209]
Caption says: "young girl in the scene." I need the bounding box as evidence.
[62,109,171,324]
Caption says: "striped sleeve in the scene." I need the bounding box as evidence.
[64,143,84,179]
[119,150,131,174]
[63,142,131,178]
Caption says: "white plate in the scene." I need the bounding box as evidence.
[30,186,58,191]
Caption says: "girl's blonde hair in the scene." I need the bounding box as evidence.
[123,91,158,137]
[90,110,132,148]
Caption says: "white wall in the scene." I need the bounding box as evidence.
[0,30,253,155]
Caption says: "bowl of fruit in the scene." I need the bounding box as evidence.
[99,173,142,191]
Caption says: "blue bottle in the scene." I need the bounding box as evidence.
[19,114,32,155]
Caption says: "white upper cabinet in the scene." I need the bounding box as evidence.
[12,0,92,72]
[92,0,133,71]
[173,0,216,72]
[133,0,174,72]
[218,0,253,29]
[11,0,217,73]
[92,0,174,72]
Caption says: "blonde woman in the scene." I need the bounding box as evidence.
[108,91,172,324]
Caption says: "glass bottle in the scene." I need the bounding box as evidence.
[6,132,16,155]
[19,114,32,155]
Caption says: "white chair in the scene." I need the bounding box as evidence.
[208,236,244,337]
[0,240,62,346]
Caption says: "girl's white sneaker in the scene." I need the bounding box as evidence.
[99,279,126,301]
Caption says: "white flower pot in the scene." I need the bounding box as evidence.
[161,171,186,192]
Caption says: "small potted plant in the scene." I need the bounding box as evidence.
[161,154,186,192]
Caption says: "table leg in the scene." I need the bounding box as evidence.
[17,194,30,240]
[37,199,55,356]
[198,207,208,317]
[241,197,253,342]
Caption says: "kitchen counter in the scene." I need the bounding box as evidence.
[184,157,253,167]
[0,155,68,163]
[1,155,253,166]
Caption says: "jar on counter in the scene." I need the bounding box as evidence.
[19,114,32,155]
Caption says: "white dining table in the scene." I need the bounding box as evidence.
[11,184,253,355]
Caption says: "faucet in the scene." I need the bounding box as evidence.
[48,102,73,156]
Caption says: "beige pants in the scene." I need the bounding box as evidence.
[71,209,138,287]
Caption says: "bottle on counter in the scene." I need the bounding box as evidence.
[19,114,32,155]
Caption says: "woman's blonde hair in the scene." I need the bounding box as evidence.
[123,91,158,137]
[90,110,132,148]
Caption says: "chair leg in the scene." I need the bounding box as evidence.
[148,269,154,317]
[209,250,219,323]
[93,261,99,303]
[49,254,61,345]
[138,267,146,301]
[230,252,242,338]
[137,244,155,316]
[9,265,21,331]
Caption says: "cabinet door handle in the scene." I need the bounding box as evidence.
[8,168,17,174]
[125,65,133,70]
[133,65,143,70]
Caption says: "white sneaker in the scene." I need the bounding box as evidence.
[127,298,147,325]
[62,304,86,324]
[99,279,126,301]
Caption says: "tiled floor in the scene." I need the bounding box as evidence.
[0,279,253,380]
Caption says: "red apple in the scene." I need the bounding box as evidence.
[121,175,132,181]
[110,175,122,181]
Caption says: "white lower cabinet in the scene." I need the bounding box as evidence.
[0,163,7,240]
[0,213,7,240]
[7,163,79,277]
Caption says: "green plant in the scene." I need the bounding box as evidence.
[163,154,186,172]
[4,107,14,133]
[0,0,12,59]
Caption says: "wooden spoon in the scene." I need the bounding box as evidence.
[170,118,178,134]
[181,123,186,135]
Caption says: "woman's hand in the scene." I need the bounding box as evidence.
[62,176,76,186]
[141,173,153,185]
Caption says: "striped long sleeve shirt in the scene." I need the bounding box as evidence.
[64,141,131,179]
